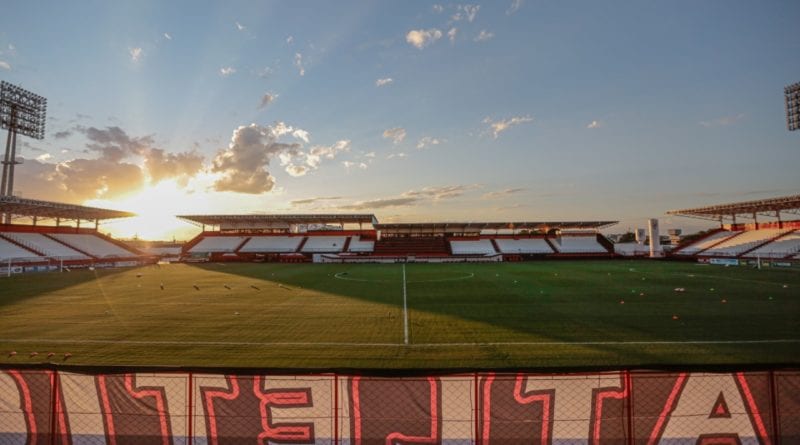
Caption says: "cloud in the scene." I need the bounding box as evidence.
[294,53,305,76]
[474,30,494,42]
[452,4,480,22]
[383,127,407,144]
[0,61,10,70]
[338,184,479,210]
[699,113,745,127]
[290,196,342,206]
[55,158,146,201]
[482,187,526,199]
[406,29,443,49]
[387,152,407,159]
[340,197,419,210]
[483,115,533,138]
[163,33,172,40]
[211,122,348,193]
[416,136,444,149]
[433,4,444,13]
[286,35,294,44]
[259,93,277,109]
[375,78,393,87]
[235,21,246,31]
[506,0,523,15]
[220,66,236,77]
[36,153,52,162]
[342,160,368,170]
[447,28,458,43]
[129,47,143,63]
[78,126,156,162]
[257,67,273,78]
[587,120,601,129]
[142,148,204,185]
[53,130,72,139]
[403,184,479,200]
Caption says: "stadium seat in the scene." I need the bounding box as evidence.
[449,239,496,255]
[50,234,137,258]
[494,238,554,254]
[552,236,608,253]
[188,236,249,253]
[1,232,89,260]
[238,236,303,253]
[301,236,347,253]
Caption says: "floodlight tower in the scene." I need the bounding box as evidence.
[786,82,800,131]
[0,81,47,197]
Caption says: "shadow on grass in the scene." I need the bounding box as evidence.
[181,261,800,368]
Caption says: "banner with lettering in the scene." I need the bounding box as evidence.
[1,369,798,443]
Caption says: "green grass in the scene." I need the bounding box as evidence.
[0,260,798,369]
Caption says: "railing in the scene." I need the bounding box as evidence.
[0,366,797,443]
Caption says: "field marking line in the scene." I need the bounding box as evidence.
[402,263,409,345]
[2,338,798,348]
[407,273,474,283]
[332,272,392,283]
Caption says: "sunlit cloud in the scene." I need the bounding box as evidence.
[506,0,524,15]
[286,35,294,44]
[375,77,393,87]
[406,29,443,49]
[383,127,407,144]
[163,33,172,40]
[290,196,342,206]
[448,28,458,43]
[129,47,143,63]
[432,4,444,13]
[587,120,601,129]
[235,21,246,31]
[36,153,52,162]
[294,53,305,76]
[483,115,533,138]
[219,66,236,77]
[417,136,444,149]
[259,93,277,109]
[482,187,526,199]
[474,30,494,42]
[452,4,480,22]
[387,152,407,159]
[0,61,10,70]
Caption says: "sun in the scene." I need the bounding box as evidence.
[85,180,208,241]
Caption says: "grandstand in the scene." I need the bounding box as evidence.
[0,196,145,271]
[668,194,800,260]
[178,216,617,262]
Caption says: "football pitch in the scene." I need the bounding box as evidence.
[0,260,798,369]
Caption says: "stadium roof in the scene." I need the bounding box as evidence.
[666,194,800,221]
[177,214,378,227]
[375,221,618,234]
[0,196,135,221]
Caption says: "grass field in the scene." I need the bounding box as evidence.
[0,260,798,369]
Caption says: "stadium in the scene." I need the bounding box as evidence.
[2,2,800,443]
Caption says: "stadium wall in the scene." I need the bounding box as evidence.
[1,368,797,443]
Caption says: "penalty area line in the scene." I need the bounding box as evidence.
[1,338,798,348]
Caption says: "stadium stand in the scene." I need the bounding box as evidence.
[373,237,450,256]
[494,238,554,254]
[1,232,89,260]
[449,239,496,255]
[238,236,303,253]
[301,236,347,253]
[0,236,41,261]
[187,236,249,253]
[701,228,791,257]
[551,235,609,253]
[741,230,800,259]
[673,230,741,255]
[347,236,375,253]
[50,233,138,258]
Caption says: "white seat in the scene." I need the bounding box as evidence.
[50,234,136,258]
[677,231,741,255]
[553,236,607,253]
[494,238,553,254]
[1,232,88,260]
[0,237,43,261]
[302,236,346,253]
[239,236,303,253]
[188,236,248,253]
[449,239,496,255]
[744,231,800,259]
[348,237,375,253]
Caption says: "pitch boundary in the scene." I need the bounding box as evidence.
[333,271,475,283]
[2,338,798,348]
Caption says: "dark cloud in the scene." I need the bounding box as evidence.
[337,184,480,211]
[53,130,72,139]
[290,196,343,206]
[339,197,420,210]
[143,148,204,185]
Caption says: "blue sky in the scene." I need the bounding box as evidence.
[1,1,799,239]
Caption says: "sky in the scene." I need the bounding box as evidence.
[1,1,799,240]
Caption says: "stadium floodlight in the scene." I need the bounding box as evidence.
[0,81,47,198]
[786,82,800,131]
